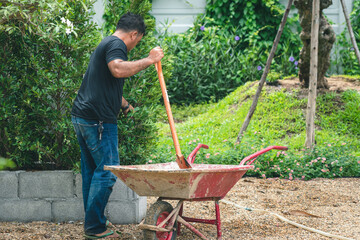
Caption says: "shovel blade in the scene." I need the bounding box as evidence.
[176,155,192,169]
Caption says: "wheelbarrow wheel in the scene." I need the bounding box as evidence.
[143,200,177,240]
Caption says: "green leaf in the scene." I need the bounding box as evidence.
[79,0,88,12]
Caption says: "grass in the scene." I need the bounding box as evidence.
[148,80,360,179]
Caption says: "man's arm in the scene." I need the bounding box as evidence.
[108,46,164,78]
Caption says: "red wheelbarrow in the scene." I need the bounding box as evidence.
[104,144,287,240]
[105,61,288,239]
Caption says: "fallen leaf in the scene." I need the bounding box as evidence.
[243,179,254,183]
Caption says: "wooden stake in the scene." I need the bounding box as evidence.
[236,0,293,143]
[138,224,170,232]
[340,0,360,65]
[305,0,320,148]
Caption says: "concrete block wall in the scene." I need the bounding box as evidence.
[0,171,146,223]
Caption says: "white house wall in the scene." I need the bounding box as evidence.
[92,0,106,29]
[150,0,206,33]
[92,0,354,35]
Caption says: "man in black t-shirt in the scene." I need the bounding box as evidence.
[71,12,163,239]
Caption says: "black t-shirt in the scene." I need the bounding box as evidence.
[71,36,128,123]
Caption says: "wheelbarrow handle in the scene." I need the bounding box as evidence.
[239,146,288,166]
[187,143,209,164]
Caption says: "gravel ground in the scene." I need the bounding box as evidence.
[1,177,359,239]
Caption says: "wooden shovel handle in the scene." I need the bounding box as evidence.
[155,61,191,169]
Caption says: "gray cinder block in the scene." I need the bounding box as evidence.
[0,199,51,222]
[52,199,84,222]
[0,170,146,224]
[106,195,147,224]
[109,180,130,200]
[74,173,82,198]
[106,200,137,224]
[19,171,74,199]
[0,171,19,198]
[137,196,147,223]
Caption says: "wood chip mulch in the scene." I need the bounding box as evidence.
[1,177,359,239]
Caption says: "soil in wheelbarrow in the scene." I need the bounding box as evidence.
[0,177,359,240]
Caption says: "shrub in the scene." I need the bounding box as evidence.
[160,0,301,105]
[204,0,302,76]
[103,0,174,165]
[254,141,360,180]
[0,157,15,170]
[0,0,101,169]
[162,21,263,105]
[148,134,360,180]
[205,0,300,48]
[331,0,360,75]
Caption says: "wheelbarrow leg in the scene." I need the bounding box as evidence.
[177,202,184,236]
[177,216,208,240]
[215,200,222,240]
[176,201,209,240]
[176,199,222,239]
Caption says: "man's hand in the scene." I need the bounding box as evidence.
[148,46,164,64]
[122,104,134,117]
[121,97,134,117]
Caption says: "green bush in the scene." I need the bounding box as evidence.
[0,157,15,170]
[0,0,101,169]
[205,0,300,48]
[255,142,360,180]
[331,0,360,75]
[162,20,263,105]
[160,0,301,105]
[0,0,172,169]
[103,0,174,165]
[204,0,301,76]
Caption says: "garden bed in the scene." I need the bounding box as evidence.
[1,177,359,239]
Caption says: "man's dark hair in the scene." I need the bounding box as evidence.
[116,12,146,36]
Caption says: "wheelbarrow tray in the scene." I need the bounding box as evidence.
[104,162,254,199]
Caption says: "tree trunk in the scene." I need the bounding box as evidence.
[294,0,336,89]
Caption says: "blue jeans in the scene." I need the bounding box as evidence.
[71,116,119,235]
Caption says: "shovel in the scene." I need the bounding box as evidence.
[155,61,191,169]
